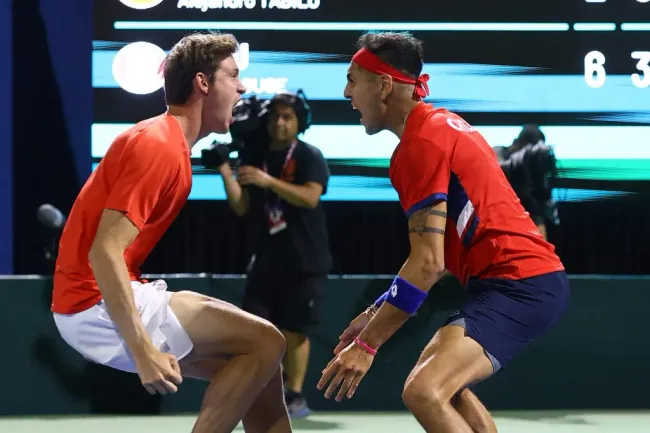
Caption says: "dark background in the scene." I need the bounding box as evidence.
[9,0,650,278]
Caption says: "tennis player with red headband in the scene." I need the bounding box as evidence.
[317,32,569,432]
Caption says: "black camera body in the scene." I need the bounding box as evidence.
[201,95,272,169]
[201,90,313,169]
[500,143,560,225]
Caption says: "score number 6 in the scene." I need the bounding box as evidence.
[585,51,650,89]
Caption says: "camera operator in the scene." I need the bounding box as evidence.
[216,91,331,418]
[494,125,559,240]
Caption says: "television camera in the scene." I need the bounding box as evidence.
[500,142,560,225]
[201,95,272,169]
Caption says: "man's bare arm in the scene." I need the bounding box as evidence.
[219,163,250,216]
[357,201,447,349]
[88,209,155,359]
[267,178,322,209]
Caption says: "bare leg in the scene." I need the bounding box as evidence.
[181,358,291,433]
[453,389,498,433]
[281,330,310,394]
[169,291,291,433]
[402,325,495,433]
[242,366,291,433]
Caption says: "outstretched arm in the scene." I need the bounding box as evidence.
[356,200,447,350]
[318,198,448,401]
[318,135,451,402]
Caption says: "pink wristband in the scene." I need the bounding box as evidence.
[354,337,378,356]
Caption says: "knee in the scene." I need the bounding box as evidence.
[402,373,449,413]
[255,321,287,363]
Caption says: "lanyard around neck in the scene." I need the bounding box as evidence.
[263,141,297,178]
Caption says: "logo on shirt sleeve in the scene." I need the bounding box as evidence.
[447,117,476,133]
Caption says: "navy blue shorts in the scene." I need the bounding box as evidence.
[444,270,570,372]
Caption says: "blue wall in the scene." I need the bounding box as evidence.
[8,0,92,274]
[40,0,92,185]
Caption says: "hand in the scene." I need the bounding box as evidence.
[217,161,233,176]
[237,166,272,188]
[317,343,374,402]
[212,143,232,168]
[133,347,183,395]
[334,309,372,355]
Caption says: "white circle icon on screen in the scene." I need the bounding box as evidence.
[119,0,164,9]
[112,42,167,95]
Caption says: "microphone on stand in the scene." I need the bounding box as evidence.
[37,204,67,231]
[37,204,67,264]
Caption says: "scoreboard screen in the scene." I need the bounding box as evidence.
[93,0,650,201]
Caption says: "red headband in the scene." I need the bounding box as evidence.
[351,48,430,99]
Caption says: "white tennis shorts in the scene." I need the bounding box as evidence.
[53,279,194,373]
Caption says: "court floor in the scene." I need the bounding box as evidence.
[2,411,650,432]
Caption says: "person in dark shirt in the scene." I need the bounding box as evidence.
[218,91,332,418]
[494,125,557,240]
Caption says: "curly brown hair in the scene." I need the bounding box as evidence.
[162,32,239,105]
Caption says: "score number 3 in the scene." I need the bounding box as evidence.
[632,52,650,88]
[585,51,650,89]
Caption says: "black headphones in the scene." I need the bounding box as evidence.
[268,89,312,134]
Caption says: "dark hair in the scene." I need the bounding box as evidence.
[356,32,424,78]
[162,32,239,105]
[515,125,546,147]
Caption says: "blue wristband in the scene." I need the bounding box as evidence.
[374,291,389,307]
[385,276,428,314]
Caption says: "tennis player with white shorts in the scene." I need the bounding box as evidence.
[51,33,294,433]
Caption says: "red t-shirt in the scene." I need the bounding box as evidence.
[51,114,192,314]
[389,102,564,284]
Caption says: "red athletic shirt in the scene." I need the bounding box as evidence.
[389,102,564,284]
[51,114,192,314]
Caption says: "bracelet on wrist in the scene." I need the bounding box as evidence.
[354,337,378,356]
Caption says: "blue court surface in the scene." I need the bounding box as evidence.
[2,411,650,432]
